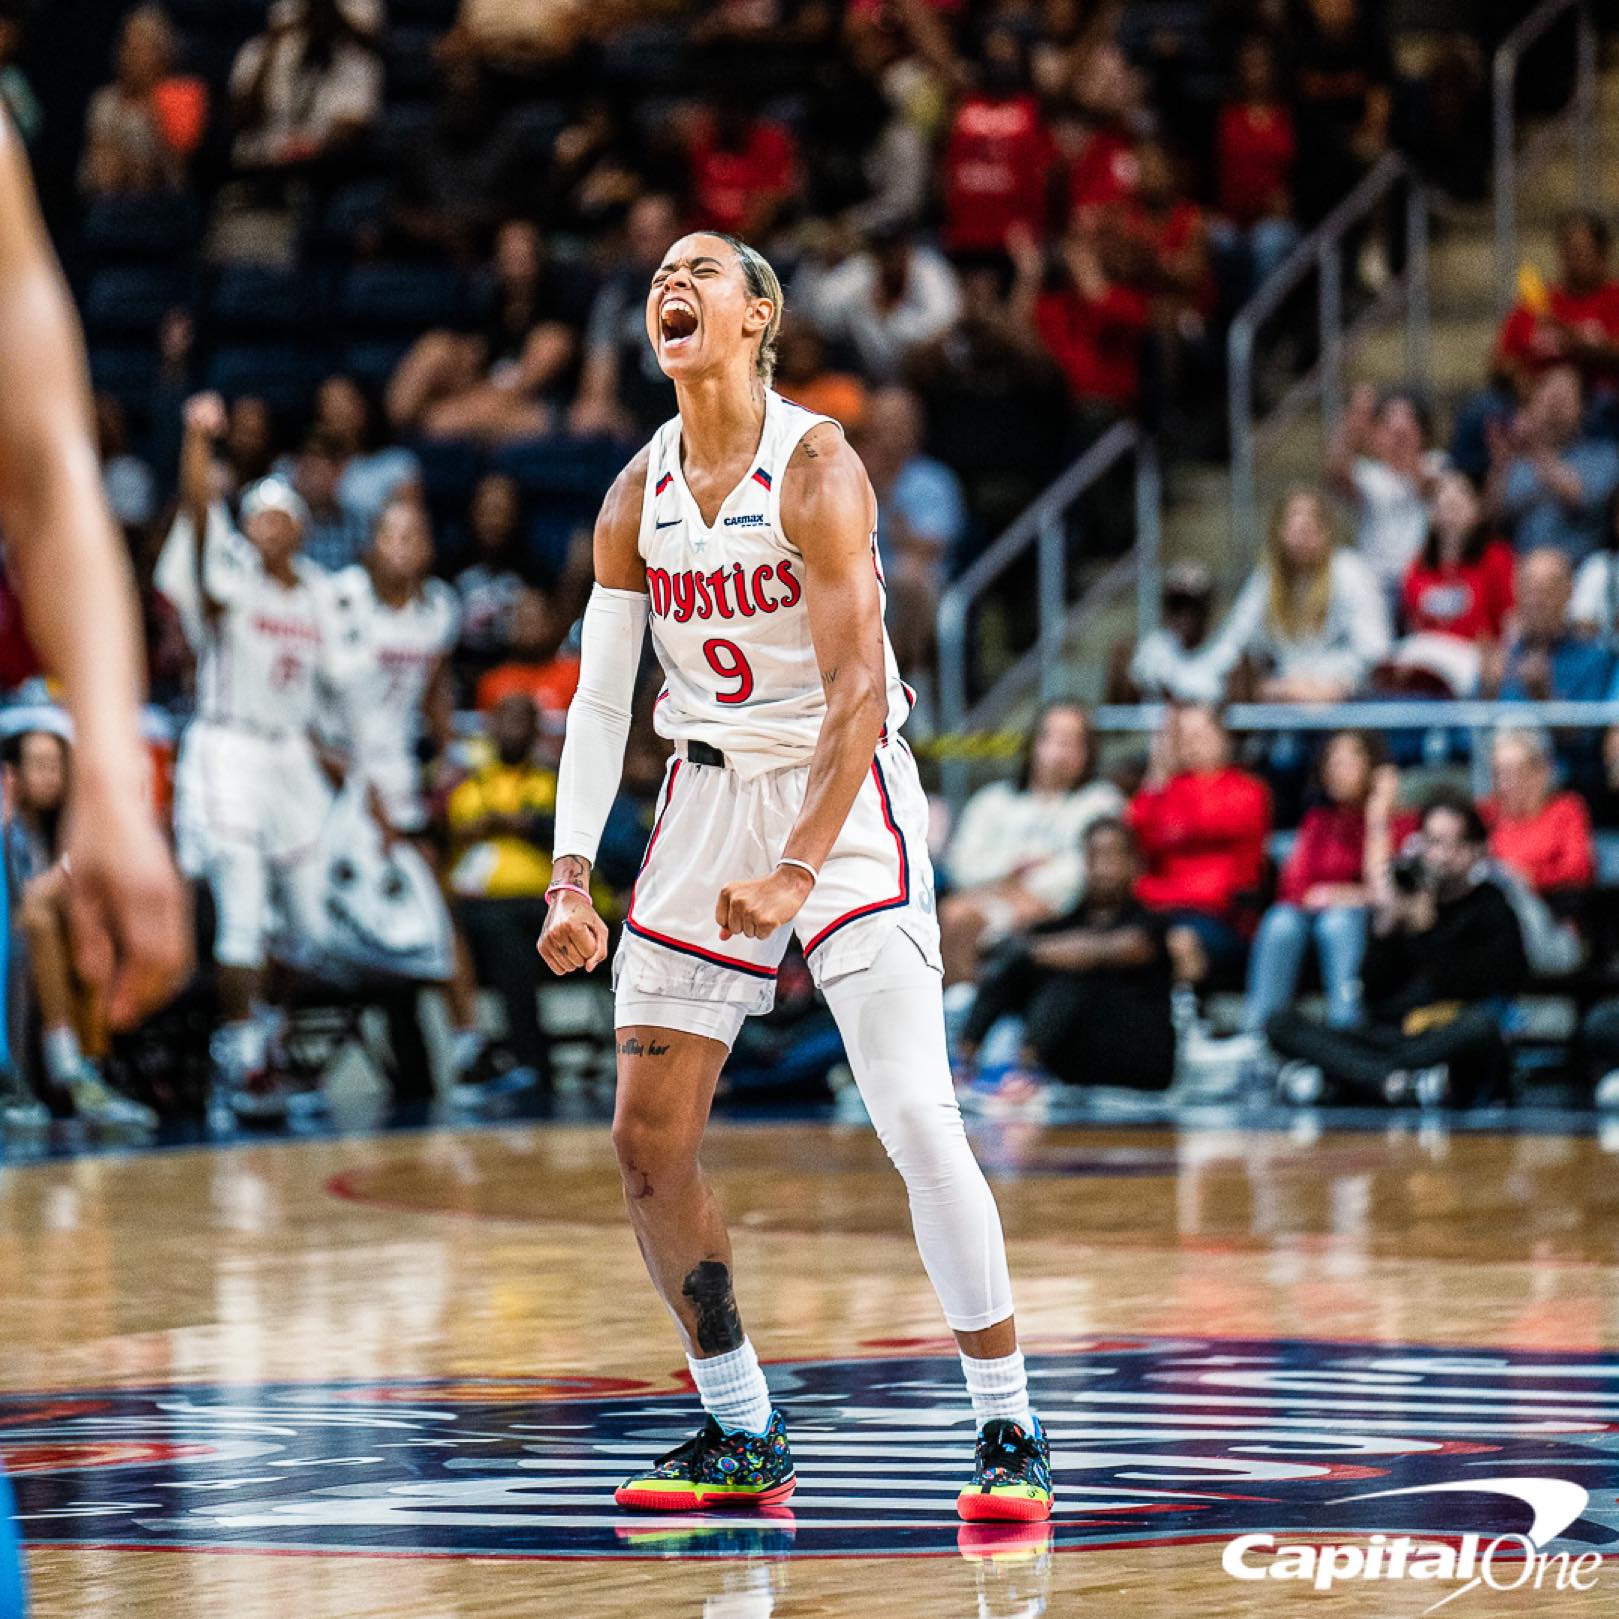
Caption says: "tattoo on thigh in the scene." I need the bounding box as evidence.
[618,1036,671,1057]
[681,1260,744,1354]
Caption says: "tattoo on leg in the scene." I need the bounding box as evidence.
[625,1162,654,1200]
[681,1260,745,1354]
[618,1036,671,1057]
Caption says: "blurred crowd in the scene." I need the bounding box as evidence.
[0,0,1599,1129]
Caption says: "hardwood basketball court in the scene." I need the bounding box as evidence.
[4,1105,1619,1616]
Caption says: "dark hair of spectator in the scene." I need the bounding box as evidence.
[1379,387,1432,445]
[1015,700,1095,792]
[1419,472,1489,569]
[1317,728,1388,791]
[1420,786,1488,845]
[1558,209,1611,257]
[1084,815,1136,853]
[0,727,66,768]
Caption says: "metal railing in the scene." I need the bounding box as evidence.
[936,420,1161,803]
[1227,153,1431,555]
[1093,698,1619,796]
[1494,0,1598,316]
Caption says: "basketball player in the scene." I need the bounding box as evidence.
[161,392,338,1117]
[325,497,458,838]
[324,501,518,1099]
[539,234,1051,1522]
[0,112,191,1616]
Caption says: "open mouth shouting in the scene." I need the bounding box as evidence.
[659,295,699,351]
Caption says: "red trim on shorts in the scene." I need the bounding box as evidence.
[624,758,779,981]
[801,755,909,956]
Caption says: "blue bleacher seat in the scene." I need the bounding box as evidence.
[527,503,593,579]
[318,181,390,249]
[89,346,158,410]
[82,194,201,262]
[1595,832,1619,888]
[338,262,468,334]
[82,266,191,337]
[411,437,489,526]
[493,436,630,503]
[204,344,325,415]
[340,339,414,391]
[385,0,459,21]
[373,103,435,160]
[386,27,442,100]
[207,265,313,335]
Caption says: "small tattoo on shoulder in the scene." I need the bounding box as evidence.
[618,1036,671,1057]
[801,441,819,458]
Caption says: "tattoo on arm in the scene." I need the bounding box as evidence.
[821,665,838,688]
[617,1035,670,1057]
[682,1260,745,1355]
[553,854,592,888]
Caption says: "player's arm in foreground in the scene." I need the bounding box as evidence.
[538,446,651,974]
[715,422,886,941]
[0,117,189,1024]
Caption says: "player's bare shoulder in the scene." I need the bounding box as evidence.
[780,423,876,558]
[593,441,653,590]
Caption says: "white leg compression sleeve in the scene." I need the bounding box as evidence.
[820,931,1015,1333]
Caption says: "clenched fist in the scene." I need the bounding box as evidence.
[715,866,814,942]
[538,889,609,974]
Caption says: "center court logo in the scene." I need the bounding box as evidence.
[2,1338,1618,1562]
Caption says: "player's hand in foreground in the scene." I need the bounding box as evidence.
[716,865,814,941]
[64,767,192,1029]
[538,887,609,974]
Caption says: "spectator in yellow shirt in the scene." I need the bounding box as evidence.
[446,694,563,1085]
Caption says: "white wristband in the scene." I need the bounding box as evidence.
[777,856,818,885]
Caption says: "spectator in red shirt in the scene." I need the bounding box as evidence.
[1118,138,1213,319]
[1240,733,1414,1040]
[1212,34,1302,300]
[686,102,798,240]
[1496,211,1619,399]
[1400,469,1515,649]
[1059,40,1140,224]
[1129,703,1271,984]
[1482,727,1596,897]
[941,25,1054,259]
[1011,221,1149,416]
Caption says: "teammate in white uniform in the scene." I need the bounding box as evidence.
[161,393,338,1111]
[323,500,518,1098]
[325,499,459,835]
[539,234,1050,1522]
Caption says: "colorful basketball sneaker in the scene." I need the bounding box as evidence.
[614,1409,796,1511]
[957,1415,1054,1522]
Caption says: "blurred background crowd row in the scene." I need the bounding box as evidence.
[3,0,1619,1132]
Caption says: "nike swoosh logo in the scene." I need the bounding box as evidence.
[654,519,680,529]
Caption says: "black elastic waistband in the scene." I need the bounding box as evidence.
[686,739,726,768]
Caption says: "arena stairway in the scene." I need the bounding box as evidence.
[965,42,1619,722]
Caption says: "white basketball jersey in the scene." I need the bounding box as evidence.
[638,390,914,779]
[325,565,460,767]
[187,510,332,734]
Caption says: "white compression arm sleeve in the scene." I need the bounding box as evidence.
[552,584,650,867]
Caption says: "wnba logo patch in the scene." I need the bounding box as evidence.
[4,1339,1619,1561]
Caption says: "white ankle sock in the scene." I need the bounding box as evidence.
[688,1339,772,1435]
[960,1348,1034,1430]
[42,1026,83,1085]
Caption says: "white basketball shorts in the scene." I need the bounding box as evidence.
[613,737,941,1044]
